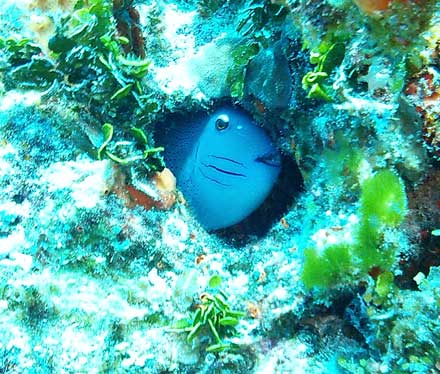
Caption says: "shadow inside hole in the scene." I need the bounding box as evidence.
[214,152,303,246]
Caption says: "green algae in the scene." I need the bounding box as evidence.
[226,41,260,99]
[302,42,346,101]
[0,37,60,90]
[301,169,407,289]
[97,123,163,170]
[302,244,352,289]
[169,290,246,353]
[0,0,165,176]
[359,170,407,229]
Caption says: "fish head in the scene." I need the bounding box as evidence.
[187,106,281,229]
[196,107,280,182]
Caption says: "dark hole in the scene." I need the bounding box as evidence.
[215,152,303,246]
[154,106,304,246]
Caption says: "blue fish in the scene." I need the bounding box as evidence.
[161,106,281,230]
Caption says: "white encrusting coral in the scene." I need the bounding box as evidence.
[40,158,115,209]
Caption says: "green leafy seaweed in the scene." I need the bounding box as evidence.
[168,290,246,353]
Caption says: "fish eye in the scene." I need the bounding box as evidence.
[215,114,229,131]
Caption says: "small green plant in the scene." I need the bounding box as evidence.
[169,289,246,353]
[97,123,163,171]
[354,169,407,272]
[301,169,407,290]
[359,169,407,228]
[301,42,345,101]
[302,244,352,289]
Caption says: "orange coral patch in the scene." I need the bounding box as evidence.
[354,0,390,13]
[152,168,176,192]
[125,185,155,210]
[115,168,177,211]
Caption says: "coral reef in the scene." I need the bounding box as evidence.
[0,0,440,372]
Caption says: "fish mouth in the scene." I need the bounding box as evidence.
[255,150,281,168]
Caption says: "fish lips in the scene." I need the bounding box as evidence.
[255,150,282,168]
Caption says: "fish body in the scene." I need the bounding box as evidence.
[162,106,281,230]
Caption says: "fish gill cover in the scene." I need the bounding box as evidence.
[0,0,440,373]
